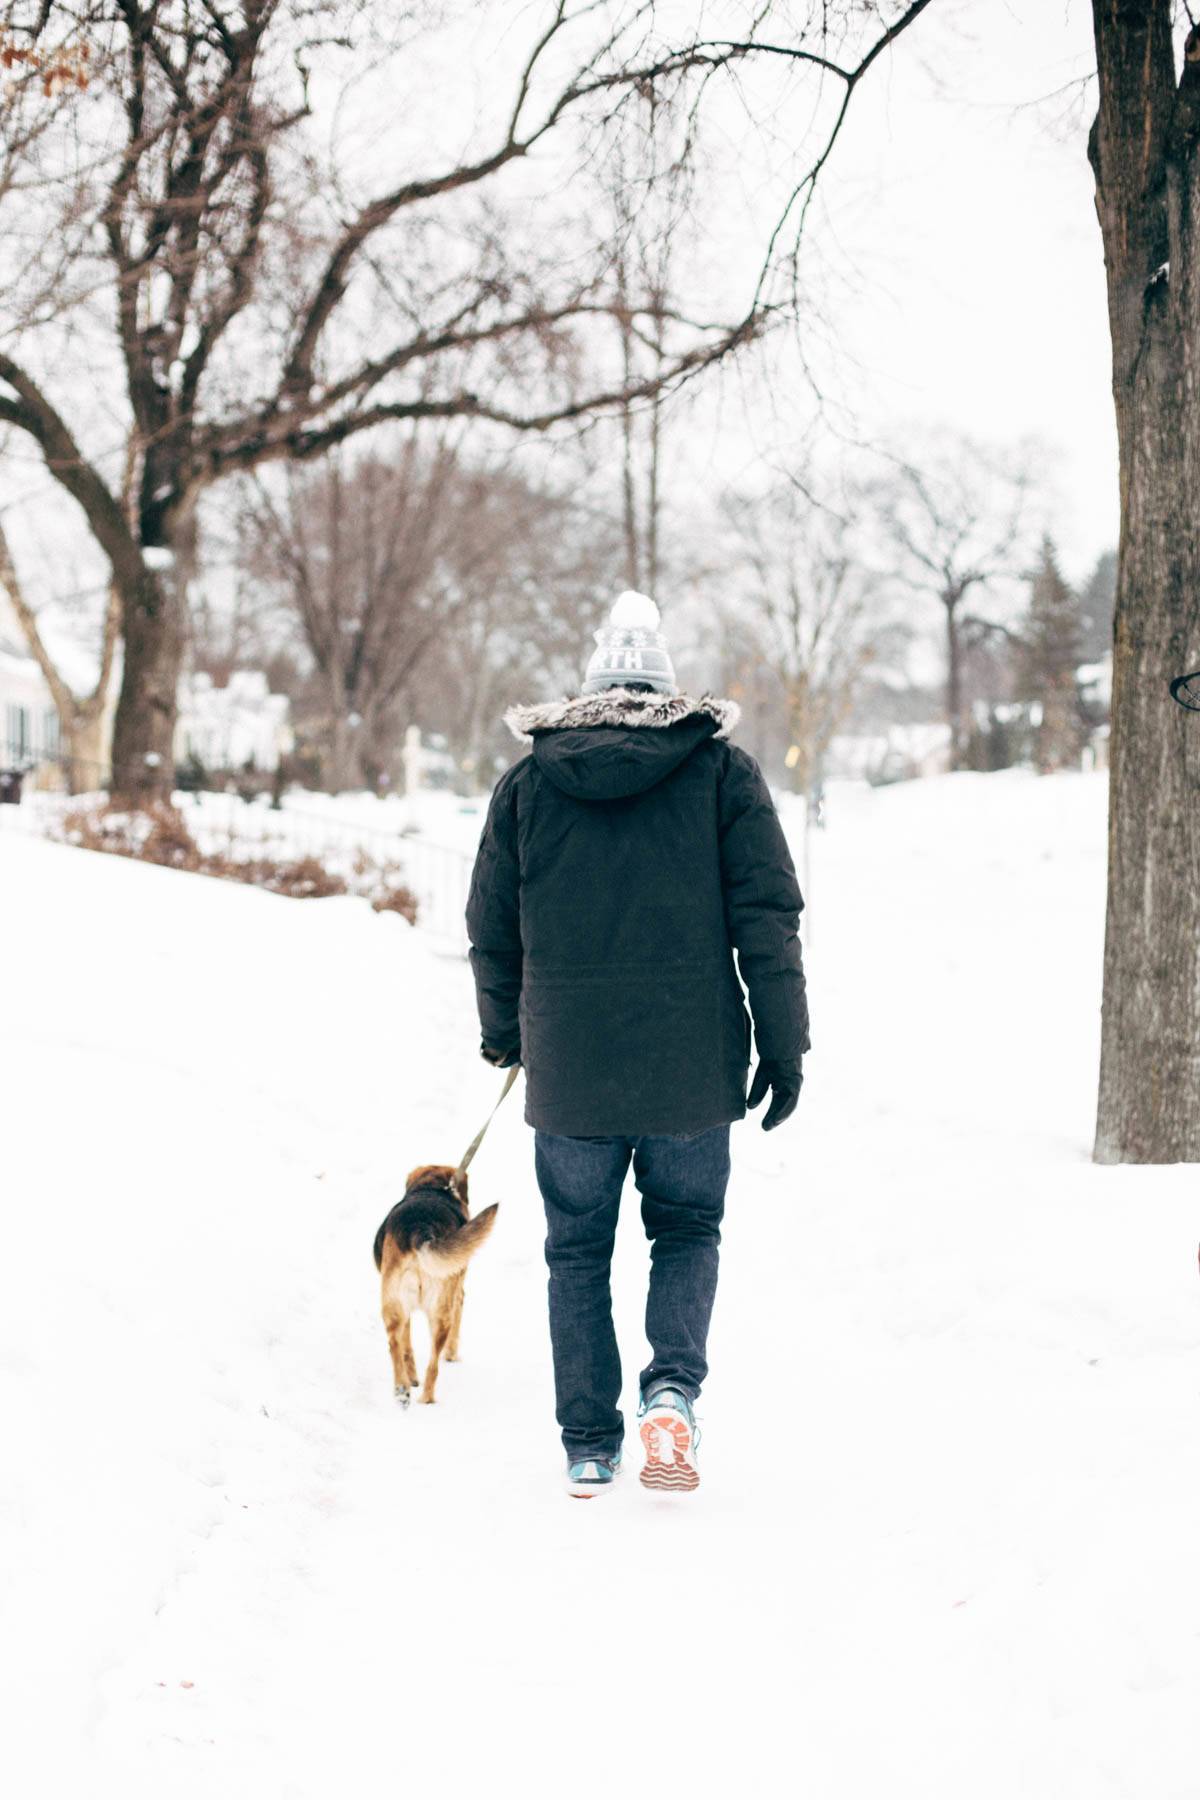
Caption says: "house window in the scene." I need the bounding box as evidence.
[43,708,60,758]
[5,703,30,763]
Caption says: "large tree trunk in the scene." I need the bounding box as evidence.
[1090,2,1200,1162]
[110,497,199,802]
[109,561,186,801]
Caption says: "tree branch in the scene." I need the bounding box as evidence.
[0,514,75,714]
[751,0,936,306]
[277,11,780,402]
[0,350,146,594]
[208,304,766,475]
[179,136,271,419]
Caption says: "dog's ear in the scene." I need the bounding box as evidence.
[449,1168,468,1204]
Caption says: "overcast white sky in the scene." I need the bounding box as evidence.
[302,0,1116,586]
[3,0,1119,675]
[732,0,1115,581]
[480,0,1117,596]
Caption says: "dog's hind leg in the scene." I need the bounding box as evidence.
[383,1299,414,1407]
[381,1243,420,1406]
[420,1302,452,1404]
[399,1315,418,1389]
[446,1275,465,1361]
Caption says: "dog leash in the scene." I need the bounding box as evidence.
[456,1063,521,1177]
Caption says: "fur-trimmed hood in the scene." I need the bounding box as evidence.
[505,687,740,744]
[504,686,741,803]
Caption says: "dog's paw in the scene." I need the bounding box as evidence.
[394,1386,411,1409]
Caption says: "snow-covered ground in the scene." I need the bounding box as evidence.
[1,783,486,950]
[2,769,1197,1799]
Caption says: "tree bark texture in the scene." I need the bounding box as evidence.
[1090,0,1200,1161]
[109,564,186,799]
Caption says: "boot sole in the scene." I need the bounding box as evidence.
[639,1410,700,1492]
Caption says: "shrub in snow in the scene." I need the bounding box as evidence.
[53,800,418,917]
[59,800,193,867]
[369,882,419,924]
[243,854,348,900]
[350,850,419,924]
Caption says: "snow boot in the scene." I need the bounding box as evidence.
[565,1450,623,1499]
[638,1385,700,1493]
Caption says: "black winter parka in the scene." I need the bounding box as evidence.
[465,687,810,1138]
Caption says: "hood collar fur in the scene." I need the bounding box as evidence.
[504,687,740,745]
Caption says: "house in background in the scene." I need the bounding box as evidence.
[0,586,59,774]
[3,579,292,789]
[175,670,293,774]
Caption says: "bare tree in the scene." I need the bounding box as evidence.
[721,476,888,796]
[242,442,618,789]
[608,77,695,596]
[241,440,505,789]
[1086,2,1200,1162]
[870,440,1032,772]
[415,469,623,784]
[187,566,273,691]
[0,1,933,799]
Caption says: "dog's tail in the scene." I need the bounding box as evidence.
[415,1204,499,1278]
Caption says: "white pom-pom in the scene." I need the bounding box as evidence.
[609,589,660,630]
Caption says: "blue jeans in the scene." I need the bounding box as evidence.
[534,1126,731,1460]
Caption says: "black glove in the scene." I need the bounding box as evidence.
[481,1041,521,1069]
[747,1059,803,1131]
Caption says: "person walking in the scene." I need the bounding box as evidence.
[465,590,809,1497]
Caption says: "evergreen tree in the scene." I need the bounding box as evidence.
[1079,549,1117,663]
[1019,537,1088,774]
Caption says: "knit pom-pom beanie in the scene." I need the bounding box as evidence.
[581,590,678,696]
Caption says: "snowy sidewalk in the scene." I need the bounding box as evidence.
[2,772,1197,1799]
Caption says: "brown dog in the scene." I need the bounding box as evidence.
[372,1165,498,1407]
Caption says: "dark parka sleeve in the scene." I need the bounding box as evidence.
[465,766,523,1056]
[717,746,810,1066]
